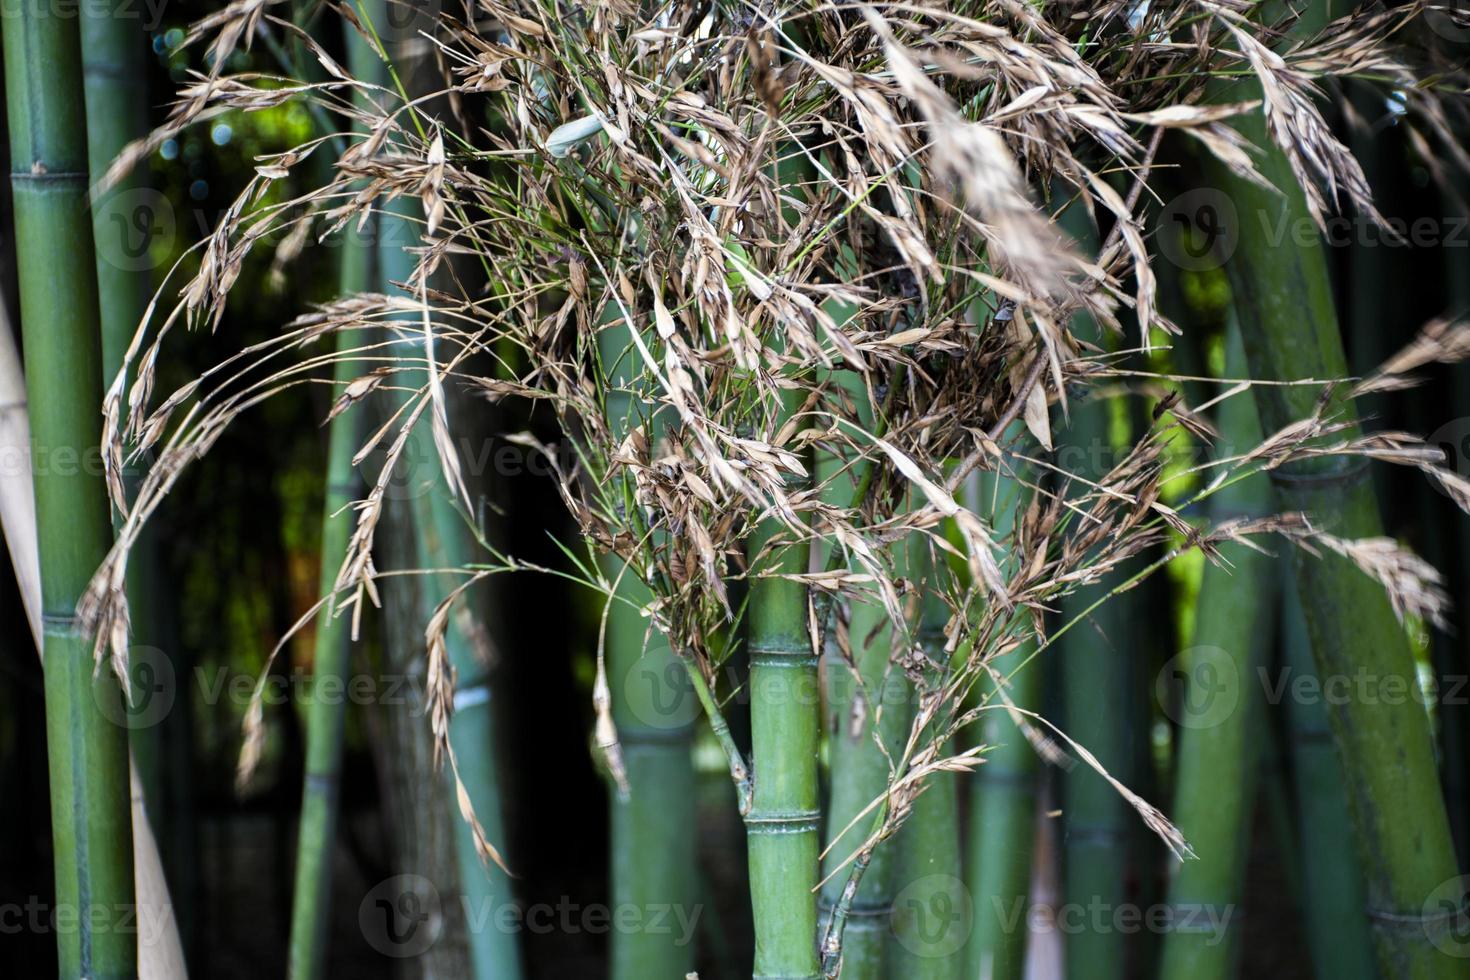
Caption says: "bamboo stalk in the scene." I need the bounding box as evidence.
[1279,586,1377,979]
[964,454,1040,980]
[887,568,964,980]
[366,178,476,977]
[370,12,521,958]
[807,364,904,980]
[1204,9,1463,970]
[80,6,199,955]
[286,161,376,980]
[1156,321,1276,980]
[747,387,820,980]
[819,578,908,980]
[1054,206,1136,980]
[599,311,698,979]
[410,430,522,980]
[2,4,136,974]
[374,188,522,976]
[79,2,149,381]
[359,21,482,975]
[285,9,382,973]
[0,300,185,980]
[603,559,699,977]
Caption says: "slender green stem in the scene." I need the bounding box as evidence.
[4,3,137,976]
[1279,586,1378,979]
[816,441,910,980]
[888,577,964,980]
[287,239,371,980]
[81,0,199,962]
[1204,5,1463,972]
[286,11,383,974]
[964,445,1040,980]
[598,311,697,980]
[1054,205,1137,980]
[1156,321,1276,980]
[747,388,820,980]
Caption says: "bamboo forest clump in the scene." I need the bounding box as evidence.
[41,0,1470,976]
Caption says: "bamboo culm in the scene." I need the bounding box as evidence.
[1155,321,1276,980]
[747,387,820,980]
[887,548,964,980]
[599,311,698,980]
[286,232,372,979]
[285,30,380,968]
[811,366,905,980]
[1279,587,1377,980]
[80,0,200,966]
[818,584,909,980]
[1054,206,1138,980]
[1204,7,1463,971]
[964,443,1041,980]
[376,184,523,978]
[3,2,137,975]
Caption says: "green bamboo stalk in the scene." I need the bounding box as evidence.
[964,451,1040,980]
[286,337,364,980]
[80,8,200,959]
[1203,9,1462,973]
[411,431,522,979]
[79,3,149,382]
[807,363,903,980]
[373,463,473,979]
[366,1,522,970]
[885,541,964,980]
[742,130,822,978]
[3,3,137,976]
[1054,205,1137,980]
[819,580,908,980]
[599,313,698,980]
[1156,321,1276,980]
[373,200,522,977]
[1279,585,1377,980]
[747,386,820,980]
[604,557,699,977]
[286,81,377,980]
